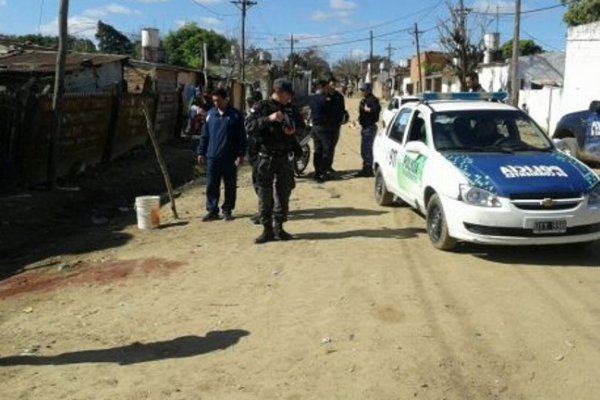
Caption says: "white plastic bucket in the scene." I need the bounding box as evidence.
[135,196,161,229]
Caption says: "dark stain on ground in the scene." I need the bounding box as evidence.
[0,257,185,299]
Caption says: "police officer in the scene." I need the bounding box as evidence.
[246,90,264,225]
[245,78,305,244]
[327,77,346,175]
[309,79,335,182]
[356,82,381,177]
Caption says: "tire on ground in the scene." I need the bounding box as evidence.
[426,194,457,251]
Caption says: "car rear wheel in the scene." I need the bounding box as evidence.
[374,168,394,206]
[426,194,457,251]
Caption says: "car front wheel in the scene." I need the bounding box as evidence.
[374,168,394,206]
[426,194,456,251]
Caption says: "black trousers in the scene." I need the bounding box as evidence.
[329,124,341,171]
[256,153,295,225]
[312,125,335,177]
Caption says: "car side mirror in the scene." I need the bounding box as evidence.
[405,140,428,154]
[589,101,600,114]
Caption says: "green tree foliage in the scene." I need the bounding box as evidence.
[95,20,133,55]
[7,34,96,52]
[163,23,231,69]
[562,0,600,27]
[501,39,544,59]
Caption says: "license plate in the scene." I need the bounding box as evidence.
[533,220,567,234]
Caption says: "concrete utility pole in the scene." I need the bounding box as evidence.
[287,34,299,80]
[458,0,468,91]
[413,23,423,93]
[231,0,256,83]
[510,0,522,106]
[47,0,69,189]
[385,43,394,69]
[367,30,373,83]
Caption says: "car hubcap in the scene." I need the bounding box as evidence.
[429,206,442,242]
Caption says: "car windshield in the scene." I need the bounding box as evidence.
[431,110,554,152]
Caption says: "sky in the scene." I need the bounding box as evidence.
[0,0,570,64]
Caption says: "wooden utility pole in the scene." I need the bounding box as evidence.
[203,42,208,88]
[287,34,299,80]
[510,0,522,106]
[413,23,423,93]
[47,0,69,189]
[231,0,256,83]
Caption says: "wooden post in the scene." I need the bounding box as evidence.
[47,0,69,189]
[142,102,179,219]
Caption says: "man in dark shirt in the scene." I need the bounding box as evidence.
[327,78,346,175]
[309,80,334,182]
[197,88,247,221]
[245,78,306,244]
[356,82,381,177]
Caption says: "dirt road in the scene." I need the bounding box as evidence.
[1,98,599,400]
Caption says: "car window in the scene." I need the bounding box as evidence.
[387,98,399,110]
[388,107,412,142]
[406,111,427,144]
[431,110,553,151]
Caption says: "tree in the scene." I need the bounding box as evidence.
[95,20,133,55]
[163,23,231,69]
[289,47,331,79]
[562,0,600,27]
[437,1,487,90]
[500,39,543,59]
[332,55,362,84]
[8,34,96,52]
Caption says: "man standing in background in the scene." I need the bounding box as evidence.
[197,88,247,222]
[327,78,346,176]
[355,82,380,177]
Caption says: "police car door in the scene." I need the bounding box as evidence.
[383,107,413,194]
[397,110,429,206]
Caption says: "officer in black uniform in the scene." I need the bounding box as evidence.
[309,79,334,182]
[356,82,381,177]
[245,78,305,244]
[327,77,347,175]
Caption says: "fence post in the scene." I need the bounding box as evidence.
[102,91,121,163]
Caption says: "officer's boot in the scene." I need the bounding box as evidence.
[274,222,293,241]
[255,224,274,244]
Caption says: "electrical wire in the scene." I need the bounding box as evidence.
[190,0,236,17]
[469,3,566,16]
[38,0,45,34]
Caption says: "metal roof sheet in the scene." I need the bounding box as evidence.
[0,51,128,73]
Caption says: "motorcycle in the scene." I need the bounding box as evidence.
[293,126,311,176]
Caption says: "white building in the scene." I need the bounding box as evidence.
[561,21,600,114]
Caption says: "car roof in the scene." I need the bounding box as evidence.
[402,100,518,113]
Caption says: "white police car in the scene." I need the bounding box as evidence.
[372,92,600,250]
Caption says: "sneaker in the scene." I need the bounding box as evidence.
[202,212,219,222]
[222,212,234,221]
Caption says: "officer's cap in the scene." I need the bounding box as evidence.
[273,78,294,95]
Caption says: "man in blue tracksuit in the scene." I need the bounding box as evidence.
[197,88,247,221]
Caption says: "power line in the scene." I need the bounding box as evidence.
[470,3,565,16]
[190,0,236,17]
[38,0,46,34]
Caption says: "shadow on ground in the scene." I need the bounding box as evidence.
[0,330,249,366]
[295,227,424,241]
[0,138,201,280]
[289,207,388,221]
[457,241,600,267]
